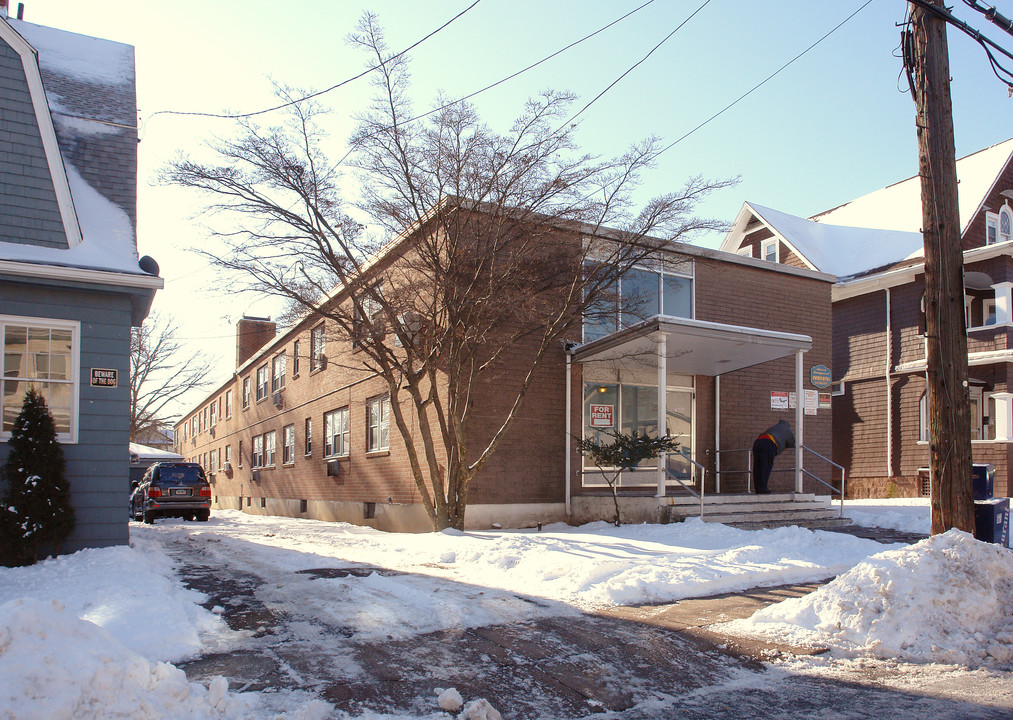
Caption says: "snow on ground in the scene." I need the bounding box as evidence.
[723,528,1013,669]
[842,497,930,535]
[0,500,1005,719]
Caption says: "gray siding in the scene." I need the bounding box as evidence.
[0,37,68,249]
[0,280,132,551]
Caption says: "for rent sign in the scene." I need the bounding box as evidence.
[589,404,614,428]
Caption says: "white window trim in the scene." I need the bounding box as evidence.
[986,211,1000,245]
[984,298,997,326]
[366,396,390,452]
[736,245,752,257]
[0,314,81,444]
[761,238,778,263]
[1000,205,1013,244]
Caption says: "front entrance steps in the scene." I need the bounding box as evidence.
[661,492,850,530]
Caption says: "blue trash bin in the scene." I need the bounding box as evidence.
[972,464,995,501]
[974,497,1010,545]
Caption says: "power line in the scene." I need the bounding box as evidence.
[146,0,484,122]
[907,0,1013,89]
[655,0,875,158]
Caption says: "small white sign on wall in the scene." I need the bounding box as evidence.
[770,391,789,410]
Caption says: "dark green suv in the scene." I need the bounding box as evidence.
[130,462,211,524]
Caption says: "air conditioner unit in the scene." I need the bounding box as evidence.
[209,426,215,437]
[326,459,341,477]
[251,469,261,482]
[273,392,284,409]
[319,354,328,370]
[223,462,232,474]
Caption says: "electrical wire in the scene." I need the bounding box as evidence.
[655,0,875,158]
[146,0,484,122]
[907,0,1013,89]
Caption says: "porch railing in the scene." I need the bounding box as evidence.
[802,445,846,518]
[663,451,706,518]
[710,447,753,493]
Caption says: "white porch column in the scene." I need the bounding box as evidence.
[992,392,1013,442]
[657,333,667,498]
[993,282,1013,324]
[795,349,804,493]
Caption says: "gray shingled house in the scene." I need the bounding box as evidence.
[0,11,161,551]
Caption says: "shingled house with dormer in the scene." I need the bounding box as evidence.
[721,138,1013,499]
[0,9,161,550]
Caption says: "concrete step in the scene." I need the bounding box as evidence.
[662,492,819,507]
[660,492,846,529]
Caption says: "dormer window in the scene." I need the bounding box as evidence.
[986,212,999,245]
[1000,205,1012,244]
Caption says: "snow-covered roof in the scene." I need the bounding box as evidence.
[129,442,184,462]
[725,202,924,279]
[0,18,158,284]
[810,138,1013,235]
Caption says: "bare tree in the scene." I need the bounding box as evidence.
[130,313,214,443]
[167,14,734,530]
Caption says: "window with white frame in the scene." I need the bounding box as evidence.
[264,430,277,466]
[283,424,295,464]
[210,448,218,472]
[238,439,244,468]
[225,389,233,418]
[736,245,752,257]
[310,324,325,372]
[242,377,251,408]
[292,340,300,377]
[252,435,264,468]
[2,317,80,441]
[256,364,268,401]
[984,298,997,326]
[583,265,694,342]
[272,354,286,393]
[224,444,232,467]
[366,396,390,452]
[324,407,349,457]
[987,212,1000,245]
[210,399,217,427]
[919,392,929,442]
[305,417,312,455]
[761,238,778,263]
[1001,205,1013,244]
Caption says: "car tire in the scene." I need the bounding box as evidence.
[143,510,155,524]
[196,511,210,522]
[183,513,194,522]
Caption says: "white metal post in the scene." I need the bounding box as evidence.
[714,374,721,494]
[565,352,572,516]
[795,349,804,493]
[657,333,667,498]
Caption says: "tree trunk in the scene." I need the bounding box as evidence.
[911,0,976,535]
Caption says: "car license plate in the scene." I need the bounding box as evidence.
[170,488,190,496]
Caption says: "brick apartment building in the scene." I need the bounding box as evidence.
[177,217,834,531]
[722,138,1013,499]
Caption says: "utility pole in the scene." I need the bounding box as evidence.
[908,0,975,535]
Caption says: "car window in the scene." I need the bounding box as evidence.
[158,466,205,485]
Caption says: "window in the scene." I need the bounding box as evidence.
[987,212,999,245]
[242,377,251,409]
[761,238,778,263]
[324,407,349,457]
[210,448,218,473]
[224,444,232,467]
[264,430,277,466]
[736,245,752,257]
[256,364,269,401]
[984,298,997,326]
[225,389,233,418]
[305,417,312,455]
[310,324,325,372]
[292,341,300,377]
[1001,206,1013,244]
[252,435,264,468]
[283,424,295,464]
[238,439,244,468]
[582,265,694,342]
[272,354,286,393]
[366,396,390,452]
[354,287,384,347]
[210,399,217,427]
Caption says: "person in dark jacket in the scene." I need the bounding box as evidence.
[752,419,795,494]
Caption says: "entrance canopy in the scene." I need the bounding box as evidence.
[572,315,812,376]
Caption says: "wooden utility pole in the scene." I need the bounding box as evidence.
[909,0,976,535]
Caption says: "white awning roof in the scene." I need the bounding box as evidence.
[571,315,812,375]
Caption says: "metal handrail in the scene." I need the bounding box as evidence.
[802,445,846,518]
[664,451,706,518]
[711,447,753,493]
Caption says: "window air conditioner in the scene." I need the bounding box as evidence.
[326,459,341,478]
[252,469,261,482]
[223,462,232,474]
[273,392,284,409]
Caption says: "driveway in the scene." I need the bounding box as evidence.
[152,523,1013,719]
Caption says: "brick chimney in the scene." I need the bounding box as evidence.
[236,316,276,368]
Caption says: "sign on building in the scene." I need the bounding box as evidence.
[810,364,832,388]
[770,391,789,410]
[589,404,614,428]
[90,368,117,388]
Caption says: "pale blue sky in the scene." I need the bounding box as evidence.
[19,0,1013,408]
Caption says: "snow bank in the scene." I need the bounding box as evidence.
[724,530,1013,668]
[0,597,240,720]
[843,497,930,535]
[0,537,223,662]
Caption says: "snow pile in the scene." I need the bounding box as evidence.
[0,597,241,720]
[724,530,1013,668]
[0,537,223,662]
